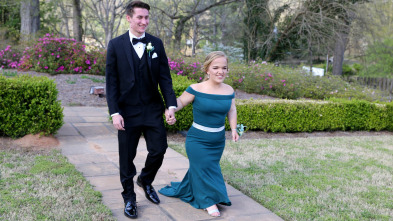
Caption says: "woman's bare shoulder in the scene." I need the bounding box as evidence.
[189,82,205,91]
[222,83,234,93]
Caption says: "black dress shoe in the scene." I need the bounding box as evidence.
[137,176,160,204]
[124,201,137,219]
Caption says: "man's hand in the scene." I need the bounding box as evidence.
[165,108,176,125]
[112,114,125,130]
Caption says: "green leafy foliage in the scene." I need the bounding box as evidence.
[169,57,388,102]
[0,75,63,138]
[166,74,392,132]
[361,38,393,77]
[232,99,391,132]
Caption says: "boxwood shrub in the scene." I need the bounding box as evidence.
[166,74,393,132]
[231,99,391,132]
[0,75,64,138]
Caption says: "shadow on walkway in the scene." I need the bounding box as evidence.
[56,106,283,221]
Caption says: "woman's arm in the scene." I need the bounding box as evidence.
[174,91,195,112]
[227,98,239,142]
[165,90,195,125]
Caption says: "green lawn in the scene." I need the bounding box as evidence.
[169,135,393,221]
[0,145,114,220]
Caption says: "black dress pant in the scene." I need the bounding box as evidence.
[118,106,168,203]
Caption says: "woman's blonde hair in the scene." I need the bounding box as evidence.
[201,51,228,81]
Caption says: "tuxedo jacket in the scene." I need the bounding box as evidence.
[105,31,177,116]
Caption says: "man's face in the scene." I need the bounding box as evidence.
[127,7,149,37]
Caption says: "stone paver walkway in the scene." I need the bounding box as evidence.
[56,106,284,221]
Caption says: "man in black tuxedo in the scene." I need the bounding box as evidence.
[105,1,177,219]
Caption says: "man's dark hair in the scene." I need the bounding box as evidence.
[126,1,150,17]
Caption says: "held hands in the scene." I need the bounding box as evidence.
[112,114,125,130]
[165,108,176,125]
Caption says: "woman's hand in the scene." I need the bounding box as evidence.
[231,129,239,142]
[165,108,176,125]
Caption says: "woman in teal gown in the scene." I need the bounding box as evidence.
[159,51,239,217]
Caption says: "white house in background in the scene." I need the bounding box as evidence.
[302,66,324,76]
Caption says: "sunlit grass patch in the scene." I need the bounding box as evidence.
[80,75,105,83]
[169,135,393,220]
[0,147,114,220]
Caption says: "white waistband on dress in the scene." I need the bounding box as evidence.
[192,122,225,132]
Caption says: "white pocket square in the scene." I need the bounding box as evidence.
[152,52,158,59]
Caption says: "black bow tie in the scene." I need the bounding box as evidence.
[132,37,146,45]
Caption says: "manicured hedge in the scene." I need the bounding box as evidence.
[232,99,392,132]
[166,75,393,132]
[0,75,64,138]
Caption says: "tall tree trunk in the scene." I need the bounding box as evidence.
[173,18,188,51]
[59,2,70,38]
[332,32,349,75]
[20,0,40,42]
[72,0,83,42]
[191,15,199,57]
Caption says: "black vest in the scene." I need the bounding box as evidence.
[126,46,160,106]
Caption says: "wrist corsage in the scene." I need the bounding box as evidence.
[236,124,247,136]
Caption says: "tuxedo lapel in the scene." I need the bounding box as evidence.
[122,32,135,76]
[145,34,152,71]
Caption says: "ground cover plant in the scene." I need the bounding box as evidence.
[169,135,393,221]
[0,144,114,220]
[167,55,390,102]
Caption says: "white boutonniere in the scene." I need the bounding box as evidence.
[146,42,154,57]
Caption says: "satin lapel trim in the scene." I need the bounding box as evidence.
[146,35,152,71]
[123,34,135,77]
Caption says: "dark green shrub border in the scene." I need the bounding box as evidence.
[166,75,393,132]
[231,99,391,132]
[0,75,64,138]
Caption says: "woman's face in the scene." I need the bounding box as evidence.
[207,57,228,83]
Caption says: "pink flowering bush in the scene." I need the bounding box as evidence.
[226,61,302,99]
[168,57,204,82]
[18,34,105,75]
[168,57,389,101]
[0,45,22,69]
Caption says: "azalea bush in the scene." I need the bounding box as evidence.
[18,33,105,75]
[168,57,390,102]
[0,45,22,69]
[227,61,303,99]
[168,57,204,82]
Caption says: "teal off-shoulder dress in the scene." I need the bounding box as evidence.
[159,86,234,209]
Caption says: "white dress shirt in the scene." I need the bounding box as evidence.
[129,31,145,59]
